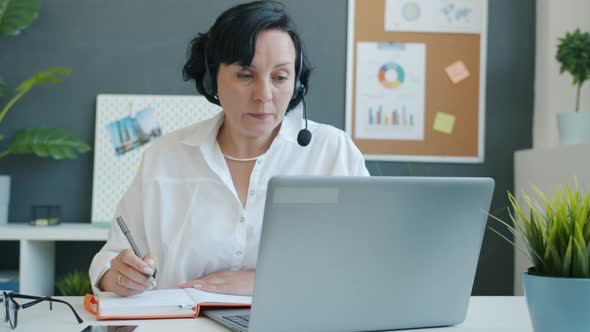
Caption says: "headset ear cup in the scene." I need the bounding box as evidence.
[292,81,303,101]
[291,48,304,101]
[202,46,215,98]
[292,79,301,100]
[202,64,215,97]
[202,71,213,97]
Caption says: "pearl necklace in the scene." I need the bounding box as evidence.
[222,153,262,162]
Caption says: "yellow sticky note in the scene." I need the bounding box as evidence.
[433,112,456,134]
[445,61,470,84]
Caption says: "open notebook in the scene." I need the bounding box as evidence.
[84,288,251,320]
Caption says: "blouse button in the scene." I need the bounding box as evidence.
[249,190,255,196]
[236,251,243,256]
[239,216,245,223]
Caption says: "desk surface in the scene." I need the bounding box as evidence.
[0,296,532,332]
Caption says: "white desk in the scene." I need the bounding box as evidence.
[0,224,108,295]
[0,296,532,332]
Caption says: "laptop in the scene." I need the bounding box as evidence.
[205,176,495,332]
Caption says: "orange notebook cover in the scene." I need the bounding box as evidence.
[84,288,251,320]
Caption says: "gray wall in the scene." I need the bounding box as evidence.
[0,0,535,295]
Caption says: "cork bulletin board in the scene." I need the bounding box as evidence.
[345,0,488,162]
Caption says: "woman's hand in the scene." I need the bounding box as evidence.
[98,249,158,296]
[178,270,255,296]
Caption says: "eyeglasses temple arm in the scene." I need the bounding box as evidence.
[18,297,83,324]
[46,298,84,323]
[21,296,51,309]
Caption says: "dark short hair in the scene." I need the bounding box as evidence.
[182,0,311,112]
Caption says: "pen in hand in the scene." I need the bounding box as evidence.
[116,216,158,289]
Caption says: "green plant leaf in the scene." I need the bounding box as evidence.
[544,225,563,275]
[55,270,92,296]
[556,28,590,90]
[486,201,544,266]
[16,68,72,94]
[0,68,72,124]
[508,192,533,239]
[562,237,573,277]
[6,127,91,159]
[527,211,545,268]
[488,225,535,263]
[0,0,41,36]
[572,223,588,277]
[491,184,590,278]
[584,194,590,242]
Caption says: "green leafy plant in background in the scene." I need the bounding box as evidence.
[489,183,590,278]
[55,270,93,296]
[556,28,590,113]
[0,0,90,159]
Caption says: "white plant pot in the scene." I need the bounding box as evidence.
[557,112,590,145]
[0,175,10,224]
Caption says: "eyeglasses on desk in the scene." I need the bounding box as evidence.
[1,291,83,329]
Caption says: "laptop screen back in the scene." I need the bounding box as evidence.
[248,176,494,332]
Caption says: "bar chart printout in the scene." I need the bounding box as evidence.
[355,42,426,141]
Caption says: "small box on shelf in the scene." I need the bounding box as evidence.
[30,205,61,226]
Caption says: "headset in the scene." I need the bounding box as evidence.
[202,41,312,147]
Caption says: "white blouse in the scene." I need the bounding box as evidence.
[89,108,370,294]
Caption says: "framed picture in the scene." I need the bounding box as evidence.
[91,94,221,224]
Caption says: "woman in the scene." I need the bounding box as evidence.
[89,0,369,297]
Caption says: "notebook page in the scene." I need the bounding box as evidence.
[99,289,194,309]
[185,288,252,304]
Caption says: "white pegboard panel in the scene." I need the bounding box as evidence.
[91,94,221,223]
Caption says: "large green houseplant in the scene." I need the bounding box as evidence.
[555,28,590,144]
[0,68,90,159]
[0,0,91,224]
[490,184,590,332]
[1,0,90,159]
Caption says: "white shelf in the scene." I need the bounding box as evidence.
[0,223,108,241]
[515,143,590,155]
[0,223,110,295]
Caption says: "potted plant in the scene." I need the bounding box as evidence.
[556,28,590,144]
[0,0,91,224]
[489,184,590,332]
[55,270,93,296]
